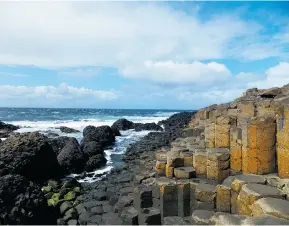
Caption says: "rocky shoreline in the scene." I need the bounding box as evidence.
[0,112,195,225]
[3,85,289,225]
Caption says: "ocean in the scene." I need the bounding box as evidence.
[0,108,184,182]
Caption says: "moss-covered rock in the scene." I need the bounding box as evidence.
[73,187,81,193]
[47,193,61,207]
[48,179,59,190]
[45,192,54,199]
[61,178,80,189]
[41,185,52,193]
[64,191,77,201]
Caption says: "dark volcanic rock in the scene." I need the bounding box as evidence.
[83,125,115,147]
[57,139,85,174]
[59,126,80,134]
[85,154,107,172]
[111,118,134,131]
[111,127,121,137]
[49,136,78,155]
[83,141,104,158]
[0,121,19,138]
[0,174,55,225]
[125,132,171,161]
[0,132,60,181]
[124,112,195,161]
[134,123,163,132]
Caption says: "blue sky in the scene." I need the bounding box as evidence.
[0,1,288,109]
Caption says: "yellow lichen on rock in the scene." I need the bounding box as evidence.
[216,184,231,213]
[277,106,289,178]
[241,117,276,175]
[165,165,174,178]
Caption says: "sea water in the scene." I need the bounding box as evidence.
[0,108,181,182]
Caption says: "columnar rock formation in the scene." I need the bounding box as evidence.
[146,85,289,225]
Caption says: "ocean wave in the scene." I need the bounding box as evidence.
[9,115,169,135]
[153,111,179,117]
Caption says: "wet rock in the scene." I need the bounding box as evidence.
[57,140,85,174]
[49,136,79,155]
[83,125,115,148]
[111,118,134,131]
[82,141,104,157]
[134,123,163,132]
[85,154,107,172]
[59,126,80,134]
[0,121,19,138]
[0,132,60,181]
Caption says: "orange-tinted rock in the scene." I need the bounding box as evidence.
[277,106,289,178]
[165,165,174,178]
[230,127,242,175]
[241,117,276,175]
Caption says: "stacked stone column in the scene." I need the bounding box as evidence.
[277,105,289,178]
[207,148,230,182]
[241,117,276,175]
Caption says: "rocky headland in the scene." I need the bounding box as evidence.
[2,84,289,225]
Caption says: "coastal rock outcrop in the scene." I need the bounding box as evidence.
[59,126,80,134]
[49,136,79,155]
[0,121,19,138]
[57,139,86,174]
[85,154,107,172]
[111,118,134,131]
[0,174,55,225]
[134,122,163,132]
[82,141,104,158]
[0,132,60,181]
[83,125,115,147]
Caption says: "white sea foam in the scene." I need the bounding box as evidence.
[70,129,151,183]
[9,115,169,135]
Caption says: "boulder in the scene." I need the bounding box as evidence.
[83,125,115,147]
[57,140,85,174]
[0,132,60,181]
[0,121,19,138]
[134,123,163,132]
[0,174,55,225]
[59,126,80,134]
[111,127,121,136]
[49,136,78,155]
[111,118,134,131]
[82,141,104,157]
[85,154,107,172]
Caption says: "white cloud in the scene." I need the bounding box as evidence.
[0,72,30,77]
[59,67,102,78]
[0,83,119,107]
[0,1,277,72]
[121,60,231,84]
[249,62,289,89]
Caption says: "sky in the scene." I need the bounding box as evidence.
[0,1,288,110]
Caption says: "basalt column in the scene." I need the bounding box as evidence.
[241,117,276,175]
